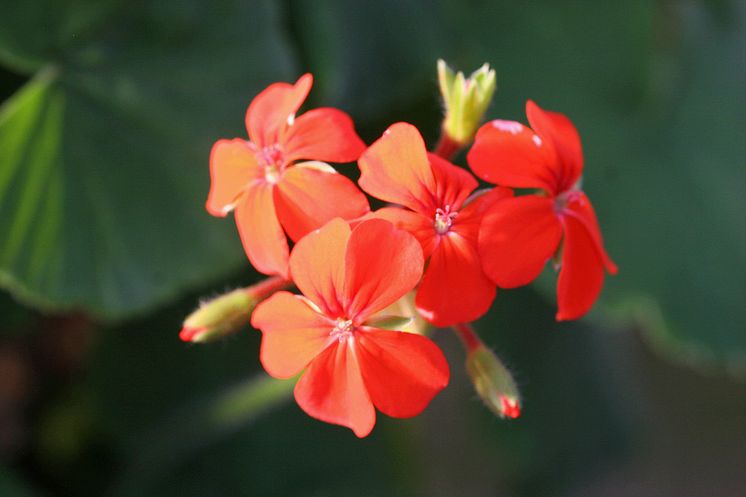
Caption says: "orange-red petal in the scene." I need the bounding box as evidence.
[366,207,436,258]
[428,152,478,210]
[555,213,606,320]
[358,123,436,214]
[356,328,449,418]
[479,195,563,288]
[416,233,496,327]
[252,292,333,379]
[274,162,369,242]
[288,218,350,317]
[282,108,366,164]
[294,341,376,437]
[206,139,261,216]
[235,183,289,278]
[343,219,424,322]
[419,188,502,326]
[246,74,312,148]
[526,100,583,192]
[562,192,618,274]
[467,119,558,193]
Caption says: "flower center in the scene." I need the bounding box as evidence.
[554,188,582,213]
[434,205,458,234]
[257,145,285,184]
[330,318,354,343]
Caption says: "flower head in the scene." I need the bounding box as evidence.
[467,100,617,320]
[358,123,509,326]
[251,218,449,437]
[206,74,369,278]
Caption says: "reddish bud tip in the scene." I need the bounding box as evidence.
[500,395,521,419]
[464,336,523,420]
[179,277,290,344]
[179,326,206,342]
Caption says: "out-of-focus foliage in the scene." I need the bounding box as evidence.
[0,0,295,319]
[2,0,744,366]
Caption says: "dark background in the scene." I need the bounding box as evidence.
[0,1,744,496]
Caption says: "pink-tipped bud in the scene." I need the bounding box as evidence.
[500,395,521,419]
[180,277,289,343]
[465,344,522,419]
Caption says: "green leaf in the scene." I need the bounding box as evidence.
[460,0,746,370]
[294,0,746,369]
[596,3,746,371]
[0,0,297,320]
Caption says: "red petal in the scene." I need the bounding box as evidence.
[526,100,583,192]
[367,207,436,258]
[479,195,562,288]
[467,119,558,193]
[356,328,449,418]
[416,234,496,326]
[206,139,261,216]
[294,341,375,437]
[274,162,369,242]
[563,192,618,274]
[252,292,333,379]
[358,123,436,214]
[235,183,289,278]
[556,212,607,320]
[343,219,424,322]
[428,152,478,210]
[282,108,366,164]
[288,218,350,318]
[246,74,312,147]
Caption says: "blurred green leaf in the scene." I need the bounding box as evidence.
[453,0,746,369]
[296,0,746,368]
[596,3,746,370]
[0,0,297,320]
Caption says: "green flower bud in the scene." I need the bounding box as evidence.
[180,277,289,343]
[466,344,521,419]
[437,59,497,146]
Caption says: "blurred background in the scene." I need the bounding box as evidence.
[0,0,744,496]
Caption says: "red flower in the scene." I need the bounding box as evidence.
[206,74,369,278]
[251,218,449,437]
[467,100,617,320]
[358,123,510,326]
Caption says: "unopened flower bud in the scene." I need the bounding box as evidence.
[465,343,522,419]
[180,276,289,343]
[437,59,497,149]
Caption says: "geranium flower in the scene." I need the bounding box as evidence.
[251,218,449,437]
[467,100,617,320]
[357,123,509,326]
[206,74,369,277]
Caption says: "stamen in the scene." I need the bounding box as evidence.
[554,189,582,213]
[330,318,354,343]
[434,205,458,234]
[257,145,285,183]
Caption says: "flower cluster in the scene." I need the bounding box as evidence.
[194,63,616,437]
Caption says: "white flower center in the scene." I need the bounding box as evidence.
[330,318,354,343]
[434,205,458,234]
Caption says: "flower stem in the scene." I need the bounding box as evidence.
[245,275,293,298]
[452,322,482,352]
[433,131,462,161]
